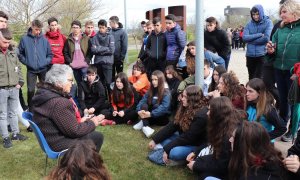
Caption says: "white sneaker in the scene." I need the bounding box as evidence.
[142,126,155,138]
[133,120,143,130]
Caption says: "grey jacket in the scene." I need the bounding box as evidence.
[110,23,128,63]
[90,32,115,65]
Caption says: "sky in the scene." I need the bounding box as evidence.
[101,0,281,27]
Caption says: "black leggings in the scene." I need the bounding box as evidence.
[106,109,138,124]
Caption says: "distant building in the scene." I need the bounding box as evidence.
[224,6,251,24]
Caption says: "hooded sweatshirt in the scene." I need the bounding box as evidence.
[45,29,66,64]
[243,4,273,57]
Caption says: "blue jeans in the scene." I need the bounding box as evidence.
[73,67,88,85]
[0,87,20,138]
[204,50,225,68]
[161,132,197,161]
[274,69,292,122]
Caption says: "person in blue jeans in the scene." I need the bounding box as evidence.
[148,85,208,165]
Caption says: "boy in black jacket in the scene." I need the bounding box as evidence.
[78,65,110,117]
[145,17,167,76]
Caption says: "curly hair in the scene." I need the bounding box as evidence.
[229,121,284,180]
[47,140,111,180]
[207,96,243,159]
[220,71,245,106]
[174,85,207,132]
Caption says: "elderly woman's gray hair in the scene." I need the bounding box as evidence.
[45,64,73,85]
[279,0,300,19]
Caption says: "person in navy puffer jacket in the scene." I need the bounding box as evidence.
[165,14,186,68]
[18,19,53,111]
[243,4,273,80]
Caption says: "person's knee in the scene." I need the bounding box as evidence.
[169,147,188,161]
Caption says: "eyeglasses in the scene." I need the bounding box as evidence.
[67,78,74,83]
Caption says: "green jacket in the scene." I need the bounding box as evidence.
[177,75,195,93]
[0,48,24,87]
[272,20,300,70]
[63,34,91,64]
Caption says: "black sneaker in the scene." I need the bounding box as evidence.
[3,137,12,148]
[27,126,33,132]
[11,133,28,141]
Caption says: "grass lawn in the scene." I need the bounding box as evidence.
[0,49,196,179]
[0,125,196,179]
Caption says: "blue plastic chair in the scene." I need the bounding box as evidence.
[22,112,68,174]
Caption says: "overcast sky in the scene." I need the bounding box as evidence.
[101,0,281,27]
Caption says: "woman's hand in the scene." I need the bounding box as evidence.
[186,152,196,162]
[187,161,195,171]
[212,90,221,98]
[143,111,151,118]
[148,140,156,150]
[138,110,145,118]
[118,110,125,117]
[88,107,95,114]
[266,41,275,54]
[163,151,170,164]
[112,111,118,117]
[283,155,300,173]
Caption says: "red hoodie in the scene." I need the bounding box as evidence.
[45,30,66,64]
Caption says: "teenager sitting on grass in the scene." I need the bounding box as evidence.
[207,65,226,93]
[187,97,242,179]
[209,71,246,110]
[78,65,111,118]
[165,65,182,114]
[246,78,286,141]
[134,70,171,138]
[47,140,111,180]
[228,121,287,180]
[105,72,138,125]
[148,85,208,166]
[128,61,150,100]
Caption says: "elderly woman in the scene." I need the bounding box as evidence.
[266,0,300,142]
[31,64,104,152]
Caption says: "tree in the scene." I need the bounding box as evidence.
[0,0,107,35]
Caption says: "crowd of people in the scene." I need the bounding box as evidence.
[1,0,300,179]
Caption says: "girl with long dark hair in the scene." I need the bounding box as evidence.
[165,65,182,113]
[246,78,286,141]
[229,121,287,180]
[133,70,171,138]
[47,140,111,180]
[107,72,138,124]
[148,85,208,165]
[187,96,242,179]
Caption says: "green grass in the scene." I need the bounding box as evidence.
[0,125,196,179]
[0,50,195,179]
